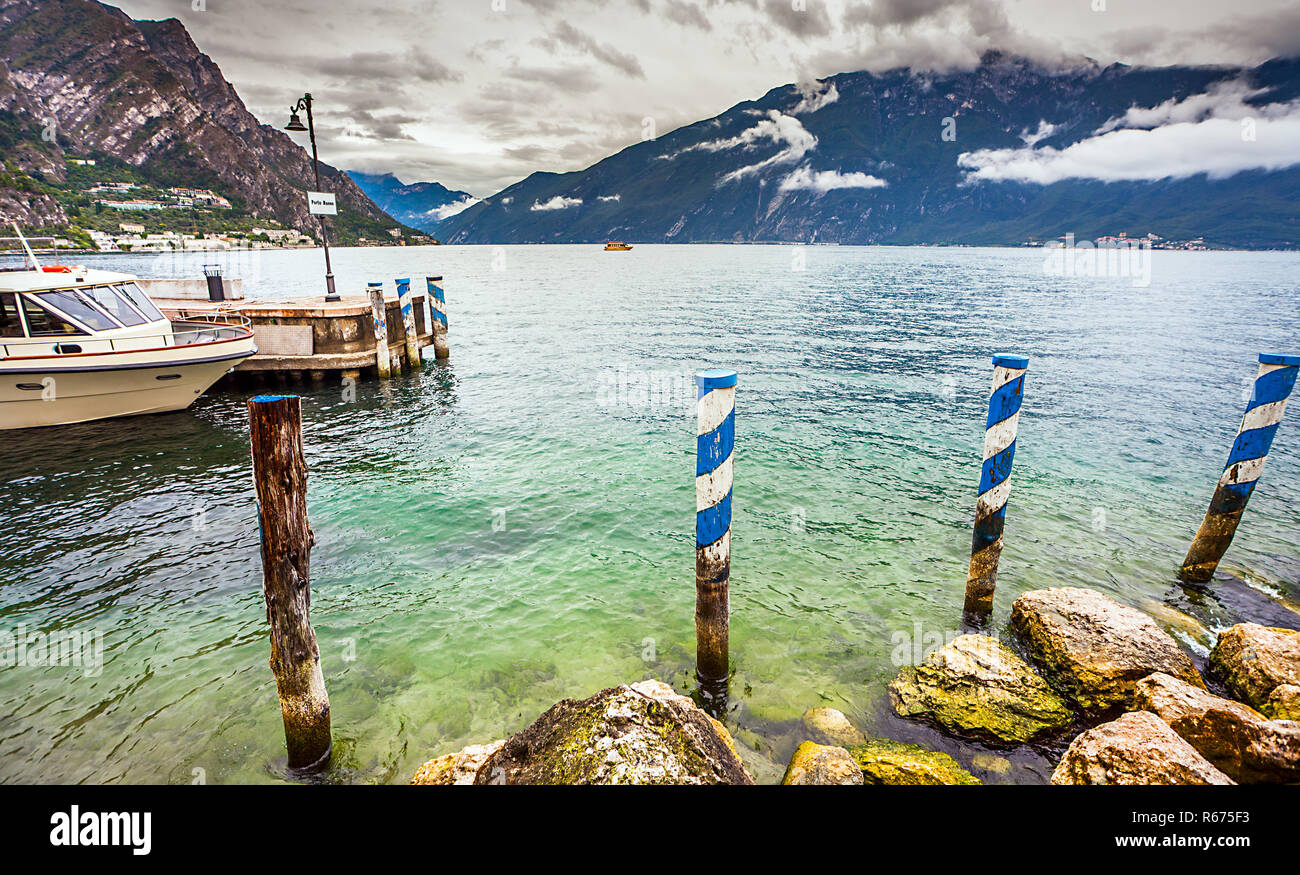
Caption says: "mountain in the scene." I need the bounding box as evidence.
[0,0,416,243]
[347,172,476,234]
[440,53,1300,249]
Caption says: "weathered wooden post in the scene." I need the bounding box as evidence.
[695,369,736,707]
[1180,353,1299,582]
[965,354,1028,620]
[368,282,390,379]
[248,394,331,773]
[426,275,450,359]
[395,277,421,370]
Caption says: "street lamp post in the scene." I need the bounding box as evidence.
[285,93,338,302]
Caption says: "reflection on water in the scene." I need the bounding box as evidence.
[1,244,1298,784]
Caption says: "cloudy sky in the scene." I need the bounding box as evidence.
[110,0,1300,196]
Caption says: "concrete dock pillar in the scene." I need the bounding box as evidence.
[426,275,449,359]
[695,369,736,711]
[965,354,1029,620]
[1180,353,1300,582]
[395,277,420,370]
[368,282,390,379]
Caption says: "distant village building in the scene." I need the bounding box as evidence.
[98,199,165,211]
[119,222,145,233]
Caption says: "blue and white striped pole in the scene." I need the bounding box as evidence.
[696,369,736,690]
[394,277,420,370]
[965,354,1029,618]
[1180,353,1300,582]
[368,281,390,379]
[426,275,449,359]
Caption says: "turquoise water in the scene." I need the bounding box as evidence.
[2,244,1298,784]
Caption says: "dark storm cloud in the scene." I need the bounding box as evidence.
[537,20,646,78]
[760,0,833,38]
[316,47,461,85]
[662,0,713,30]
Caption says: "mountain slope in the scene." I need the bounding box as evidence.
[0,0,414,242]
[348,172,475,234]
[439,53,1300,248]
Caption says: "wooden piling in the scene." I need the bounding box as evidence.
[695,369,736,707]
[395,277,421,370]
[368,283,390,379]
[1180,353,1299,582]
[965,355,1028,621]
[427,276,450,360]
[248,394,331,773]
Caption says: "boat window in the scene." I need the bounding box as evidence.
[84,285,147,327]
[19,296,87,336]
[0,293,22,337]
[34,291,118,331]
[116,282,166,322]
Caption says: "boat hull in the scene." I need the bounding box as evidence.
[0,350,251,430]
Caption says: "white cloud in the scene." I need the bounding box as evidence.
[1020,120,1057,146]
[958,102,1300,184]
[428,195,480,221]
[1096,77,1268,133]
[779,166,887,191]
[531,195,584,210]
[791,79,839,115]
[689,110,818,184]
[598,194,621,201]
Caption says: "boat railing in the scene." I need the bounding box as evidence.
[0,316,254,358]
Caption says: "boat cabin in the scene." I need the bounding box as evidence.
[0,267,176,357]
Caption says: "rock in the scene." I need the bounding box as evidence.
[410,740,505,785]
[848,739,981,785]
[1133,672,1300,783]
[1050,711,1235,785]
[781,742,864,785]
[1209,623,1300,711]
[1011,587,1204,715]
[889,634,1073,744]
[469,679,754,785]
[971,752,1012,775]
[1265,685,1300,722]
[801,707,866,747]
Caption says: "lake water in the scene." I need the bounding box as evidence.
[2,243,1299,784]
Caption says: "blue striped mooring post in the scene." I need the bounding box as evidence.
[696,369,736,696]
[394,277,421,370]
[426,275,449,359]
[1179,353,1300,583]
[965,354,1029,619]
[367,281,390,379]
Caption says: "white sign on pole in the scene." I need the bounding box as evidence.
[307,192,337,215]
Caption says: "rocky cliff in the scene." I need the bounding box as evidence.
[0,0,405,239]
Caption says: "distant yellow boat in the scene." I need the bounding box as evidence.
[604,241,632,251]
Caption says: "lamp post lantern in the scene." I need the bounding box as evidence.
[285,93,339,302]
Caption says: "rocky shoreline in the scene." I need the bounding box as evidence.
[410,586,1300,785]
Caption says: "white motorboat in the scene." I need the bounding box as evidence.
[1,235,256,429]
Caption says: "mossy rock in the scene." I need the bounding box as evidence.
[889,634,1073,744]
[1011,587,1204,716]
[847,738,980,785]
[1265,685,1300,722]
[467,679,754,784]
[781,741,863,785]
[1209,624,1300,711]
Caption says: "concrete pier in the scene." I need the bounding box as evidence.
[153,293,435,382]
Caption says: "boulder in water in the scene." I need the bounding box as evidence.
[1050,711,1234,785]
[889,633,1073,744]
[1011,587,1204,715]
